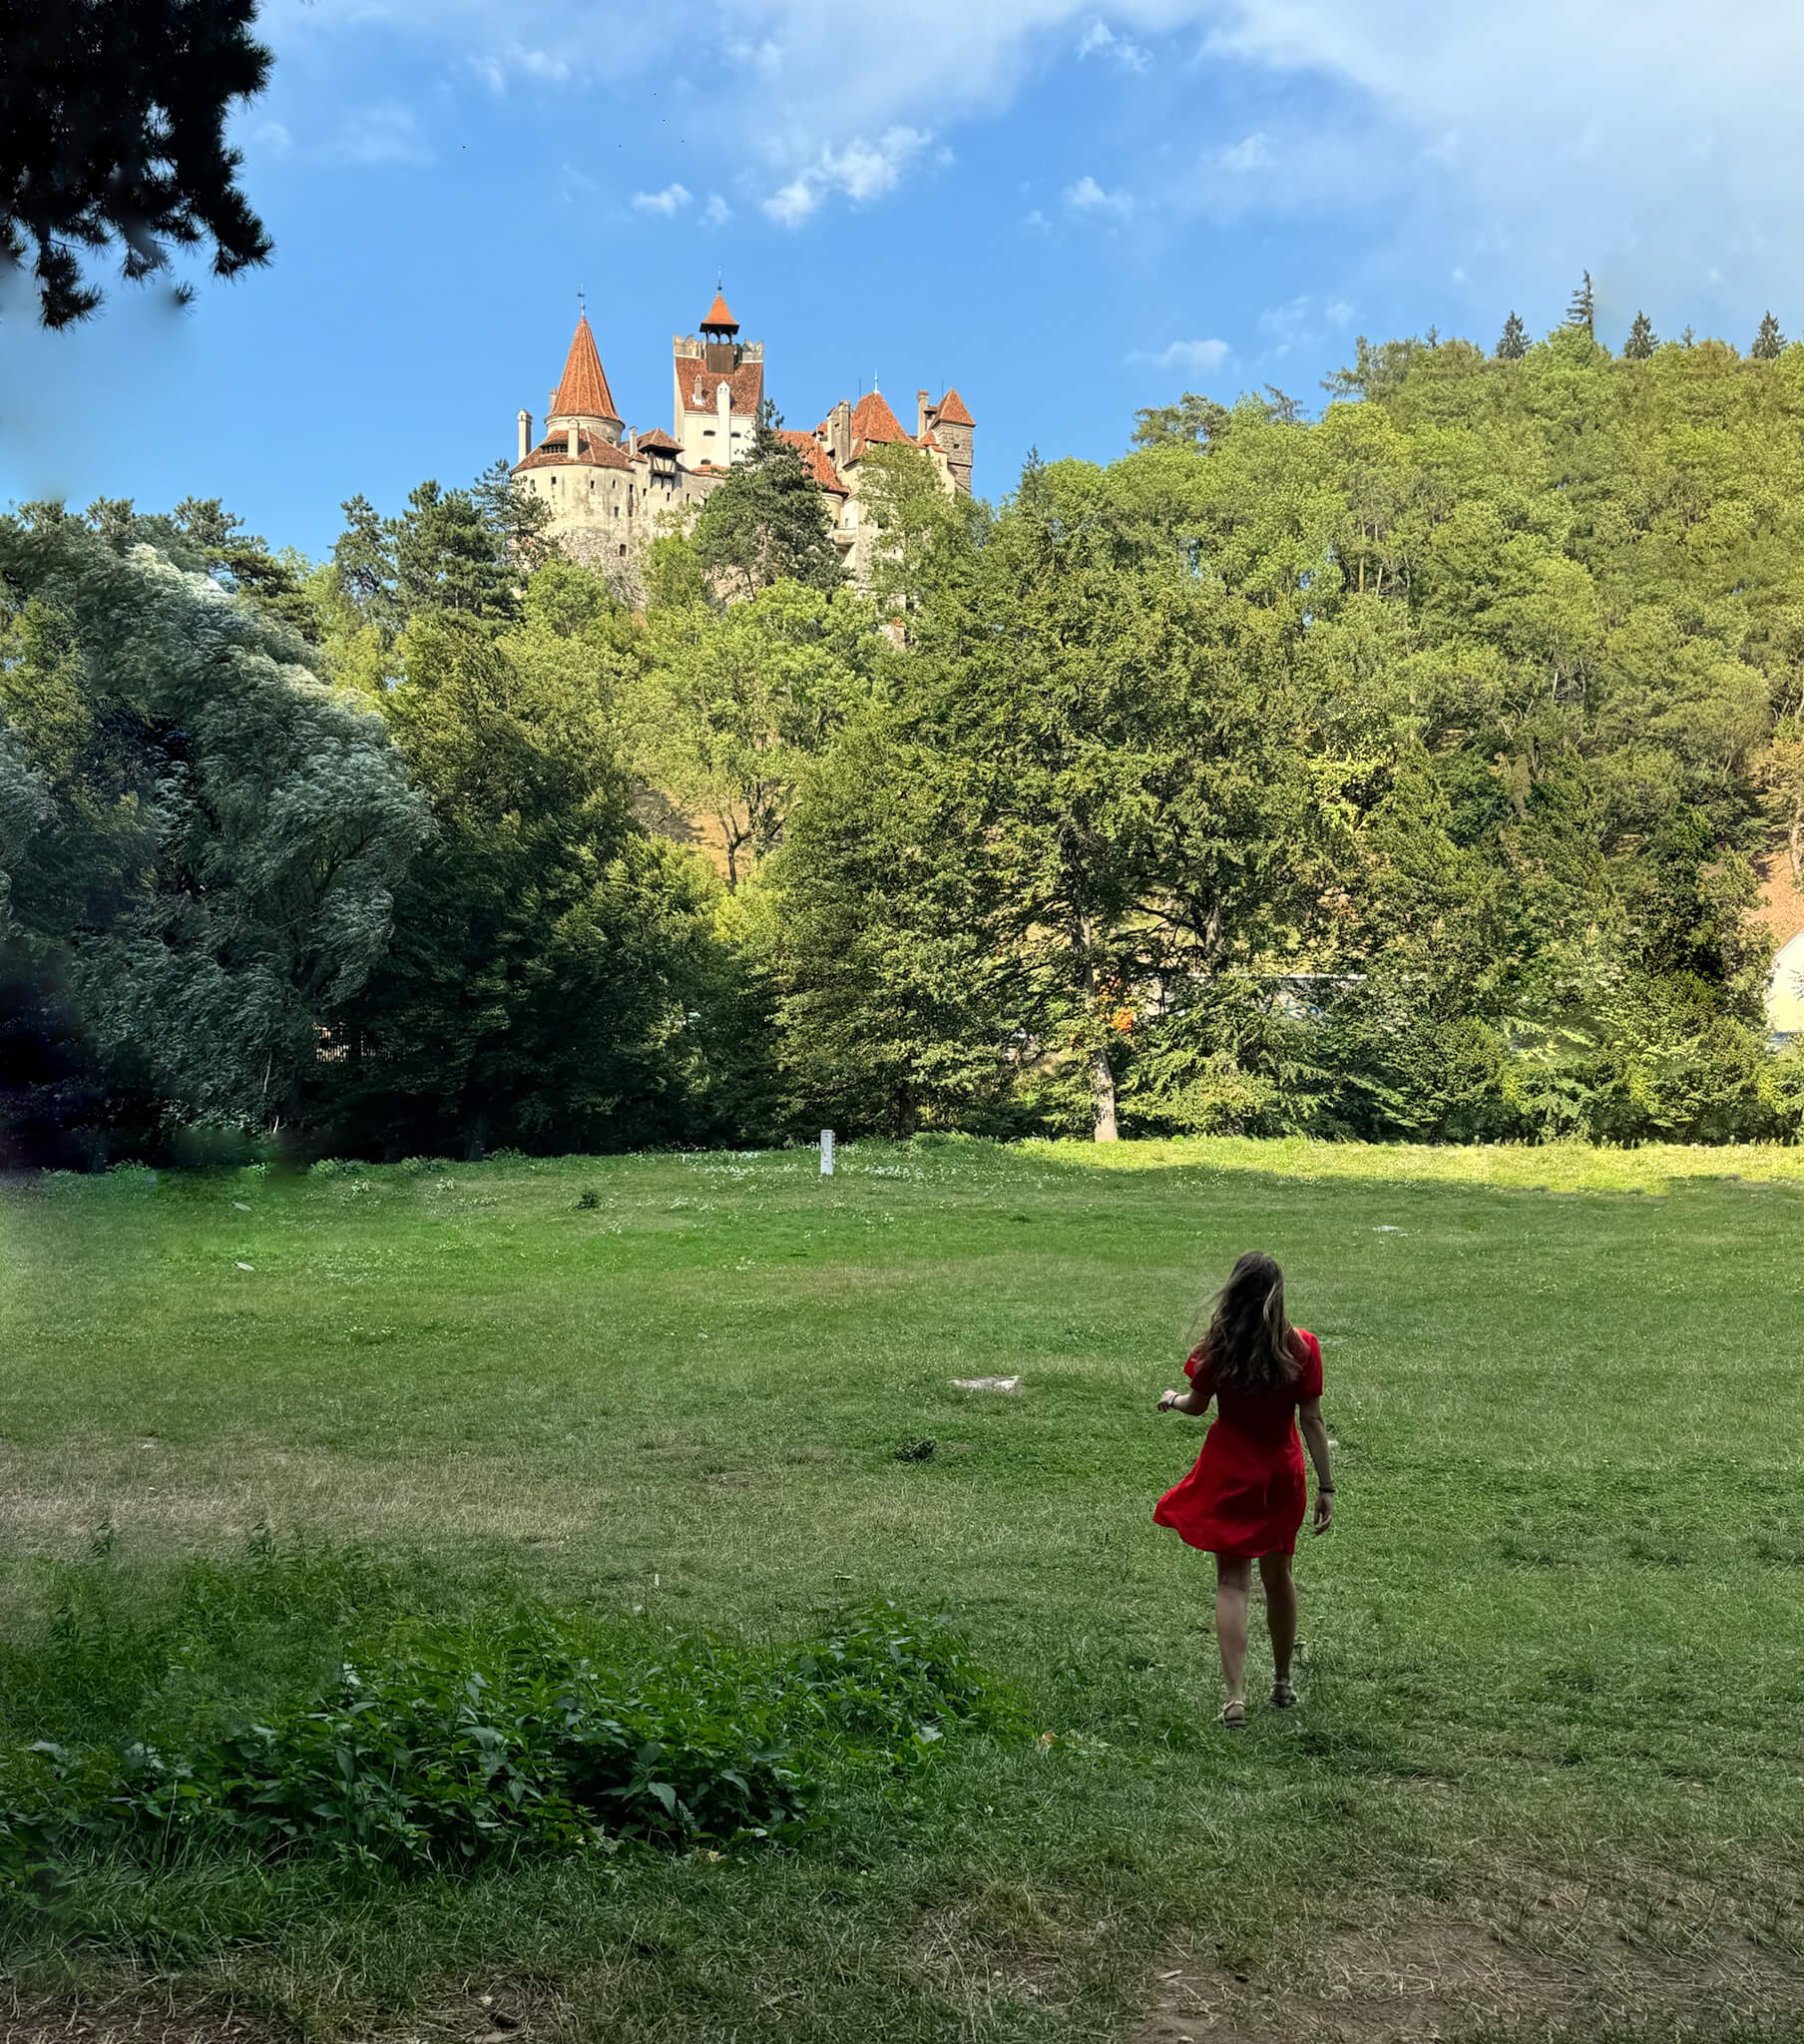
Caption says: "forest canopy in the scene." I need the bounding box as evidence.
[6,315,1804,1163]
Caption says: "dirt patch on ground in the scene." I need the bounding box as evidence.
[1,1997,281,2044]
[1137,1911,1804,2043]
[2,1977,572,2044]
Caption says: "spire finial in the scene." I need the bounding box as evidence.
[578,286,586,318]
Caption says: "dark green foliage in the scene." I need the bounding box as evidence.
[0,1537,1001,1882]
[1623,310,1657,359]
[1751,309,1786,360]
[0,0,273,326]
[691,402,846,599]
[1497,310,1529,359]
[1566,270,1595,334]
[776,335,1804,1146]
[394,480,525,624]
[322,611,727,1157]
[329,470,555,639]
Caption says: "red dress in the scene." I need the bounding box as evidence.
[1152,1330,1323,1559]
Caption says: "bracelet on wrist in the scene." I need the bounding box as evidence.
[1319,1484,1335,1493]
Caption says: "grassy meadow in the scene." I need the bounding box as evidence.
[2,1137,1803,2043]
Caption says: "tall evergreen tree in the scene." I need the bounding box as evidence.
[1623,310,1657,360]
[1496,311,1529,360]
[690,402,846,601]
[1752,310,1787,360]
[1566,271,1595,335]
[2,0,274,326]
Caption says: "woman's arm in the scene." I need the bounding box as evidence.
[1297,1396,1334,1532]
[1156,1378,1209,1416]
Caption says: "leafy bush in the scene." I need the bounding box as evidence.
[0,1541,1003,1886]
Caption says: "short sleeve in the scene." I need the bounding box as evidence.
[1294,1329,1324,1401]
[1182,1345,1212,1389]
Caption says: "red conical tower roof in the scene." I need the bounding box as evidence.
[933,386,975,428]
[550,313,622,423]
[700,289,738,334]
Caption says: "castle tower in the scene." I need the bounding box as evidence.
[511,309,644,565]
[673,286,764,472]
[919,387,976,495]
[546,311,625,445]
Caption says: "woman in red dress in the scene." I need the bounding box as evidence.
[1153,1252,1335,1728]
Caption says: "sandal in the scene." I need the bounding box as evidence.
[1271,1679,1296,1710]
[1219,1699,1246,1730]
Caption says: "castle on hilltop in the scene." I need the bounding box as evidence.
[511,289,975,590]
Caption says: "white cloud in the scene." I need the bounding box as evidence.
[255,1,1804,304]
[1220,131,1272,174]
[762,127,933,225]
[1134,337,1230,371]
[698,194,734,228]
[244,118,292,156]
[1077,19,1149,70]
[558,161,599,205]
[1254,293,1355,359]
[1066,173,1132,220]
[632,183,692,216]
[323,102,433,169]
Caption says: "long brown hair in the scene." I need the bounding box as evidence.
[1191,1251,1299,1391]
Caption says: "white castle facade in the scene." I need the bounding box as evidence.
[511,289,975,589]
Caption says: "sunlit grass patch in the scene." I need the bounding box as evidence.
[1,1139,1801,2039]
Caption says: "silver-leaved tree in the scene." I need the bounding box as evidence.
[0,506,428,1151]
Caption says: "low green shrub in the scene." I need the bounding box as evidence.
[0,1542,1004,1887]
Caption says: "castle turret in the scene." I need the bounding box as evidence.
[674,284,763,471]
[922,388,975,495]
[545,312,624,443]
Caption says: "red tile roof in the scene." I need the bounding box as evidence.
[549,314,622,424]
[637,427,680,452]
[778,429,849,496]
[513,427,636,474]
[933,386,975,428]
[916,429,941,452]
[677,357,764,416]
[701,289,738,332]
[849,389,910,458]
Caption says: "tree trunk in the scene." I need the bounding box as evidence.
[1091,1045,1119,1143]
[1076,907,1120,1143]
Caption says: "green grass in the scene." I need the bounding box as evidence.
[2,1136,1803,2043]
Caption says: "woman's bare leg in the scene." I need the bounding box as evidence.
[1213,1555,1252,1704]
[1258,1551,1297,1686]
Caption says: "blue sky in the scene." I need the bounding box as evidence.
[3,1,1802,563]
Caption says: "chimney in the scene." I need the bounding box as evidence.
[568,423,580,459]
[628,428,639,457]
[917,388,931,437]
[517,409,532,463]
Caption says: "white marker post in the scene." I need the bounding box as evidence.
[820,1128,835,1176]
